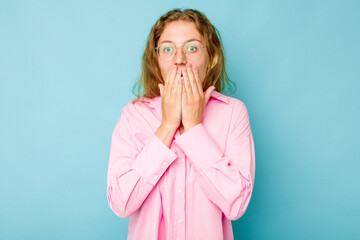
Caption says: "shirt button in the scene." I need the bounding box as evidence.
[153,175,159,179]
[181,158,185,163]
[162,161,167,166]
[178,219,183,224]
[178,188,183,193]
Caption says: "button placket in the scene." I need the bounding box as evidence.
[172,153,186,238]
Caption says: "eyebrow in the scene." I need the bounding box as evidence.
[158,38,202,45]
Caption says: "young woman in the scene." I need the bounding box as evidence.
[107,8,255,240]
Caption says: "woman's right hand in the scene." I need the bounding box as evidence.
[155,66,182,148]
[158,65,182,131]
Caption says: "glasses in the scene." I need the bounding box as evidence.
[155,41,206,62]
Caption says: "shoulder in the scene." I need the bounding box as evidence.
[210,90,247,116]
[120,96,156,117]
[226,96,250,128]
[115,96,161,135]
[211,93,252,136]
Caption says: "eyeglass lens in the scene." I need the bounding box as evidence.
[157,42,203,61]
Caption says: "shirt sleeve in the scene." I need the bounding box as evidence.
[107,105,178,218]
[173,101,255,221]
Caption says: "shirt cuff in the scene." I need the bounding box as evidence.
[134,134,178,185]
[173,123,223,170]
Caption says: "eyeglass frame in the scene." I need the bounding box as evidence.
[154,40,206,62]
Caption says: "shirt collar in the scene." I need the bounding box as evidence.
[142,90,229,109]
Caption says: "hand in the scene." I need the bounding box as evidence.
[158,66,183,130]
[180,63,215,132]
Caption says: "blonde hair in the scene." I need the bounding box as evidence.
[132,8,236,102]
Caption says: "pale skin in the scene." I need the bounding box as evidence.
[154,20,216,148]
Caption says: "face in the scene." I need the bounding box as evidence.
[157,20,209,85]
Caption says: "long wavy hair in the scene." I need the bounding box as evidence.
[132,8,236,103]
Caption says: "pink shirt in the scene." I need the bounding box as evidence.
[107,90,255,240]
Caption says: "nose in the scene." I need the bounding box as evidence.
[173,47,187,66]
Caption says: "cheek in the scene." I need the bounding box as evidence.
[196,55,210,83]
[197,64,208,82]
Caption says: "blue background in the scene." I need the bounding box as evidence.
[1,0,359,239]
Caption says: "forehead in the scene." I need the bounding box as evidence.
[158,20,204,45]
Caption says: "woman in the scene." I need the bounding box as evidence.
[107,8,255,240]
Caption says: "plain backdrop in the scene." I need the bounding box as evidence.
[1,0,359,239]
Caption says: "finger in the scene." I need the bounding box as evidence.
[172,69,181,93]
[186,64,201,97]
[164,66,177,95]
[164,66,176,95]
[182,67,193,99]
[176,75,182,100]
[182,79,188,103]
[169,68,181,102]
[191,65,203,96]
[166,68,180,97]
[166,65,177,85]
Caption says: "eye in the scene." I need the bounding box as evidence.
[186,45,197,52]
[162,45,174,54]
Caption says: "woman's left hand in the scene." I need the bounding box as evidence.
[181,63,215,132]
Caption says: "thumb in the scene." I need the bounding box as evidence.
[204,86,215,104]
[158,83,164,96]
